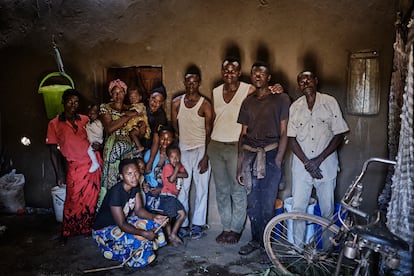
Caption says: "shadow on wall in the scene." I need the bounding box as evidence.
[214,40,293,92]
[295,50,343,100]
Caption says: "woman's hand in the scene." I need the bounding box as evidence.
[123,110,138,118]
[141,229,157,241]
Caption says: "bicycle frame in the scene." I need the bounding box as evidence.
[263,157,408,275]
[335,157,407,275]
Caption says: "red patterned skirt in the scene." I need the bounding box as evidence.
[62,153,102,237]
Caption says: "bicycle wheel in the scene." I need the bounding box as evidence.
[264,212,354,275]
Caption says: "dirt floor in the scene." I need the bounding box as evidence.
[0,213,277,276]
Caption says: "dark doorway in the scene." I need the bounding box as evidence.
[105,66,163,103]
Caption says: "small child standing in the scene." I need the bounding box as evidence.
[160,144,188,247]
[124,88,151,153]
[85,104,103,173]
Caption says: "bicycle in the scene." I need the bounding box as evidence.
[263,157,410,275]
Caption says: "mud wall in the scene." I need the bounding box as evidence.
[0,0,402,222]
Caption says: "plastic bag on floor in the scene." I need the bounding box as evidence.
[0,169,25,213]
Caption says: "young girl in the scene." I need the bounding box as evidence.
[143,125,175,212]
[92,159,167,268]
[160,144,188,247]
[85,103,103,173]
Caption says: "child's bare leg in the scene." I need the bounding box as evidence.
[171,210,186,242]
[87,144,100,173]
[130,129,144,152]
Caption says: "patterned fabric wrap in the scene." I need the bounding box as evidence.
[109,140,132,163]
[100,103,134,191]
[108,79,127,93]
[92,216,166,268]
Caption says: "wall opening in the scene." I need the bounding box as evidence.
[347,50,380,115]
[105,66,163,103]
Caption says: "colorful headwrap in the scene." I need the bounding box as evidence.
[108,79,127,93]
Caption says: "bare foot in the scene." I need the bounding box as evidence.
[169,234,183,247]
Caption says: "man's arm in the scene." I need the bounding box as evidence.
[288,137,308,164]
[210,91,216,123]
[275,119,288,168]
[305,133,346,173]
[248,84,283,95]
[236,125,248,184]
[289,136,322,179]
[198,99,212,174]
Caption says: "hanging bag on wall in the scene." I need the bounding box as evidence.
[38,72,75,119]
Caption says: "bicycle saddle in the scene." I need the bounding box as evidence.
[350,222,409,251]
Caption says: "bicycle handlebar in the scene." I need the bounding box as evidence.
[356,157,396,181]
[341,157,396,218]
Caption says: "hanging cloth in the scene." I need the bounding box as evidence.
[378,17,407,211]
[386,43,414,275]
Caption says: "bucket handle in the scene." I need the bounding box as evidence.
[38,72,75,90]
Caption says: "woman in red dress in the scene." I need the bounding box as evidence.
[46,89,102,241]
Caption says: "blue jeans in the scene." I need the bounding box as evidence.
[247,149,281,247]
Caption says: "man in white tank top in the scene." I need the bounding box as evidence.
[171,67,213,240]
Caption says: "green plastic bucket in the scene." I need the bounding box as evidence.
[38,72,75,119]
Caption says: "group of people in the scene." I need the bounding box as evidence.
[45,57,349,267]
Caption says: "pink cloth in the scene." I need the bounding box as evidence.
[108,79,127,93]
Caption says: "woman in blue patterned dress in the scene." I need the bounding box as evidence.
[92,159,167,268]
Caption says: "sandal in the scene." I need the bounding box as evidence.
[215,231,231,244]
[190,225,204,240]
[178,227,190,239]
[225,231,241,244]
[238,240,260,255]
